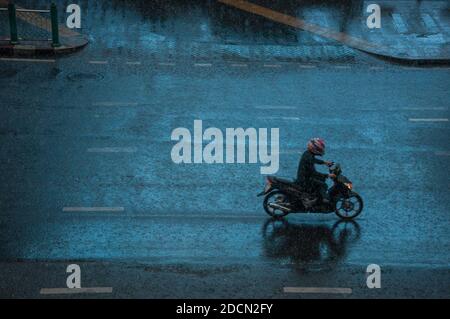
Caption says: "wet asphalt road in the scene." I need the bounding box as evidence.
[0,0,449,298]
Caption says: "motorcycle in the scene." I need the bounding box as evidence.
[257,163,363,220]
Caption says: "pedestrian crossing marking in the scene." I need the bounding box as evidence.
[391,13,408,33]
[218,0,386,52]
[420,13,438,33]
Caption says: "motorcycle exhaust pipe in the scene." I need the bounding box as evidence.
[268,202,292,212]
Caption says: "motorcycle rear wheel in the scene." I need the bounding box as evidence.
[334,192,363,220]
[263,191,291,218]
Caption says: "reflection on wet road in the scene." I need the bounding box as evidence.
[262,219,361,273]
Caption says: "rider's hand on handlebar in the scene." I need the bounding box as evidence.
[325,161,334,167]
[328,173,337,179]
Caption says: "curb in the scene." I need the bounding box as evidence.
[357,48,450,65]
[0,35,89,56]
[218,0,450,65]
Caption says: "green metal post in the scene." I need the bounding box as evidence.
[50,3,60,47]
[8,2,18,44]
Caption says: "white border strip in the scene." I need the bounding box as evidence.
[284,287,352,294]
[40,287,113,295]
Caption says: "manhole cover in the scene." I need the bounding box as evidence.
[66,72,104,81]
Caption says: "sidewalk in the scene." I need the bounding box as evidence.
[0,0,88,55]
[219,0,450,63]
[358,0,450,62]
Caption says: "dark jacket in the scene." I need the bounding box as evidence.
[296,150,328,185]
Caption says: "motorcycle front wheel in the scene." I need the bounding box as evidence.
[334,192,364,220]
[263,191,291,218]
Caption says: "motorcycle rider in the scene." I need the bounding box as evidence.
[296,138,335,204]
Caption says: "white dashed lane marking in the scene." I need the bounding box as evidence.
[89,61,108,64]
[435,151,450,156]
[62,207,125,212]
[264,64,281,68]
[409,118,448,122]
[284,287,352,294]
[254,105,297,110]
[87,147,138,153]
[40,287,113,295]
[334,65,351,69]
[299,64,317,69]
[261,116,301,121]
[400,107,447,111]
[92,102,139,107]
[194,63,212,67]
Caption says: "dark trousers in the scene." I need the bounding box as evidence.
[307,178,329,200]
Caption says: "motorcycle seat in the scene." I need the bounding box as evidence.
[272,177,294,184]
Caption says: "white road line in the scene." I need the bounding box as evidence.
[126,61,141,65]
[401,67,425,71]
[264,64,281,68]
[261,116,301,121]
[63,207,125,212]
[231,63,248,67]
[0,57,55,63]
[334,65,351,69]
[87,147,138,153]
[391,13,409,33]
[255,105,296,110]
[40,287,113,295]
[299,64,316,69]
[409,118,448,122]
[158,62,176,66]
[284,287,352,294]
[89,61,108,64]
[280,150,302,154]
[435,151,450,156]
[194,63,212,67]
[399,107,447,111]
[369,66,384,70]
[92,102,138,107]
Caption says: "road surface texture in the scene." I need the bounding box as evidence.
[0,0,449,298]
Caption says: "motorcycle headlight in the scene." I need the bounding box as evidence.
[344,183,353,190]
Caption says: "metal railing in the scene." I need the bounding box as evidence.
[0,3,60,47]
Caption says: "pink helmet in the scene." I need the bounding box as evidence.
[307,138,325,155]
